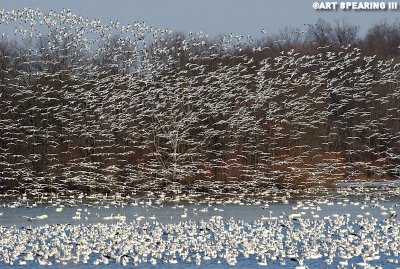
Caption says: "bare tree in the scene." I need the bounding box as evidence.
[332,18,359,46]
[306,18,333,47]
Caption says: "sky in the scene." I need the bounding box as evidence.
[0,0,399,38]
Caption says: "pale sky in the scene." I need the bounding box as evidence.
[0,0,398,38]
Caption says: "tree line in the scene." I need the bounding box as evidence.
[0,10,399,195]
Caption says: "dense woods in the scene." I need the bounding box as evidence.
[0,9,399,195]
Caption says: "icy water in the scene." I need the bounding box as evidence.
[1,189,400,268]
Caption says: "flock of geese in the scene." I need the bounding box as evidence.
[0,8,399,197]
[0,8,399,268]
[0,195,399,268]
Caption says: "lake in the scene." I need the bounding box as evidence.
[0,185,399,268]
